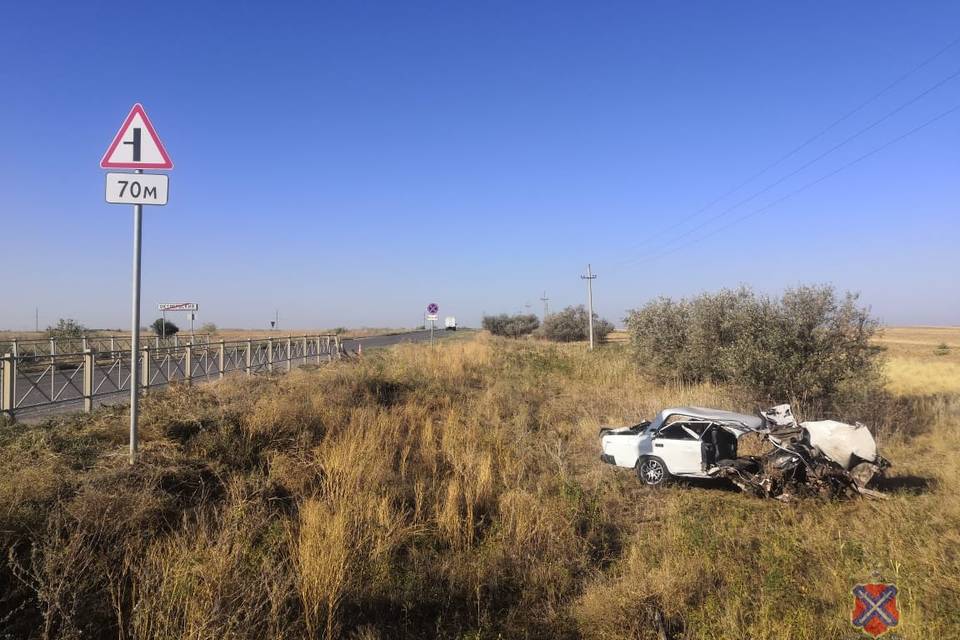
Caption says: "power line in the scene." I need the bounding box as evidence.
[638,101,960,265]
[580,265,597,350]
[539,291,550,321]
[615,33,960,260]
[617,60,960,268]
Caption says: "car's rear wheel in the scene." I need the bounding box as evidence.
[637,456,670,486]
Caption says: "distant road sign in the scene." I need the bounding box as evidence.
[159,303,198,311]
[106,173,168,205]
[427,303,439,315]
[100,103,174,169]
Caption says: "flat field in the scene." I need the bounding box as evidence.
[878,326,960,395]
[0,333,957,639]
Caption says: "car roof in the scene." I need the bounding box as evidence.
[650,406,765,434]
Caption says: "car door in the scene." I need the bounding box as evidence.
[652,422,703,475]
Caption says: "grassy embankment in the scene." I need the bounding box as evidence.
[1,332,958,638]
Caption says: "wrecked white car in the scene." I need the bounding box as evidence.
[600,407,763,485]
[600,405,890,500]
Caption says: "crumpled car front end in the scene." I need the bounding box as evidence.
[711,404,891,501]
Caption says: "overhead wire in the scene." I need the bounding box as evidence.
[614,59,960,268]
[637,101,960,265]
[613,33,960,263]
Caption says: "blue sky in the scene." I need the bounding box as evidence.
[1,1,958,331]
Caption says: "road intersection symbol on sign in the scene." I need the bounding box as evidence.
[427,303,439,315]
[100,103,174,169]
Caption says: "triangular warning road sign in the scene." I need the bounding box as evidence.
[100,103,173,169]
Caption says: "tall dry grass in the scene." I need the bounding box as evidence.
[0,334,957,639]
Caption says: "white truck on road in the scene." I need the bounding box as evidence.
[444,316,457,331]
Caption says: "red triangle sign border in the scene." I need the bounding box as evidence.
[100,103,174,170]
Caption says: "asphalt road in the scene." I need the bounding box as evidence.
[9,329,458,422]
[342,328,453,351]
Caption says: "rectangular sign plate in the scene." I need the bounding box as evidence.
[105,172,169,205]
[427,314,438,321]
[159,303,198,311]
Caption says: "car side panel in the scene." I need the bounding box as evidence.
[653,438,703,475]
[601,433,648,468]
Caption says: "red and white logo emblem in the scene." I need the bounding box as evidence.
[851,582,900,637]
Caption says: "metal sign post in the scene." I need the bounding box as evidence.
[101,103,173,464]
[130,173,143,463]
[426,303,439,345]
[157,303,199,339]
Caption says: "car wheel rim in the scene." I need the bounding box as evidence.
[643,460,663,484]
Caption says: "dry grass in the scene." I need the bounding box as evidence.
[875,326,960,361]
[0,334,957,638]
[878,326,960,395]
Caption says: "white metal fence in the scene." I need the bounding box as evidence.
[3,333,220,358]
[1,335,343,419]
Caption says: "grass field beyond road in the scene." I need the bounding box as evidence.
[879,326,960,395]
[0,333,957,638]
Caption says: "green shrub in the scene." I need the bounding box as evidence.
[150,318,180,337]
[624,285,883,412]
[482,314,540,338]
[540,305,614,343]
[45,318,87,339]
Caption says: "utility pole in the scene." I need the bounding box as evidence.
[539,291,549,321]
[580,264,597,350]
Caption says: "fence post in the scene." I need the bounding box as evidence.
[1,353,14,419]
[335,336,342,360]
[83,349,95,413]
[141,347,150,392]
[302,335,308,366]
[174,334,179,348]
[267,338,273,372]
[315,336,322,365]
[326,337,332,362]
[82,335,88,351]
[286,336,292,372]
[184,343,193,386]
[11,340,17,358]
[246,339,253,376]
[154,335,160,348]
[49,338,55,357]
[218,340,226,379]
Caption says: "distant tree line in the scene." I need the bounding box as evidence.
[482,305,615,343]
[482,314,540,338]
